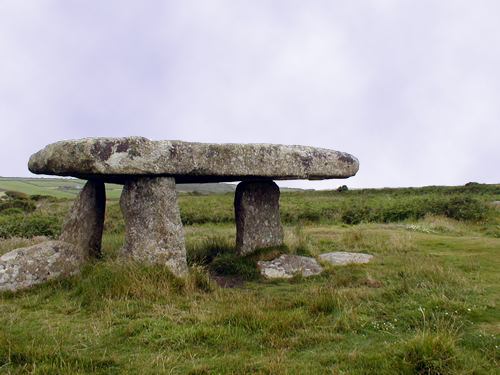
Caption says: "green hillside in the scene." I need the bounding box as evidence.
[0,177,123,199]
[0,177,308,199]
[0,177,236,199]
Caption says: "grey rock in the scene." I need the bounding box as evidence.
[28,137,359,183]
[258,255,323,279]
[235,181,284,255]
[60,180,105,259]
[0,241,84,292]
[319,252,373,265]
[0,181,105,292]
[119,177,188,277]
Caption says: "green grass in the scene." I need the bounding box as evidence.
[0,184,499,373]
[0,177,236,200]
[0,177,124,199]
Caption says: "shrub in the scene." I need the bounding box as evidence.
[0,213,61,239]
[0,207,25,216]
[4,191,29,200]
[340,203,372,225]
[0,198,36,214]
[436,196,489,222]
[337,194,491,224]
[30,194,58,202]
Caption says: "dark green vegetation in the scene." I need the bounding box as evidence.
[178,184,499,228]
[1,182,499,374]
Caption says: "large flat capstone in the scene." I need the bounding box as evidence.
[28,137,359,183]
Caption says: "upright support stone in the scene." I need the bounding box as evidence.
[0,180,105,292]
[235,180,284,255]
[119,177,188,277]
[60,180,106,259]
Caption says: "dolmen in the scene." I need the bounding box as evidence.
[0,137,359,291]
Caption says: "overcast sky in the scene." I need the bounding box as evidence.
[1,1,498,189]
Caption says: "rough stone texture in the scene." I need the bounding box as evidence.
[120,177,188,276]
[28,137,359,183]
[258,255,323,279]
[0,241,84,292]
[235,180,284,255]
[319,252,374,265]
[60,180,106,259]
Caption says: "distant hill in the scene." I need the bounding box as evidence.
[0,177,237,199]
[0,177,305,199]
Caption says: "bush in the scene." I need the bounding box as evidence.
[0,191,36,214]
[4,191,30,200]
[30,194,58,202]
[0,199,36,214]
[336,195,491,225]
[435,196,489,222]
[0,207,25,216]
[0,213,61,239]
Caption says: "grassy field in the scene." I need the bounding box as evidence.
[0,183,499,374]
[0,177,124,199]
[0,177,236,199]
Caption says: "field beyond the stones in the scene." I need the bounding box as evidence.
[0,182,499,374]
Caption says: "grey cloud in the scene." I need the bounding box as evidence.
[0,1,498,188]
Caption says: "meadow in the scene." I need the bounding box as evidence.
[0,182,499,374]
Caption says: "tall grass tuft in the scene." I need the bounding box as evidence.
[187,265,215,293]
[287,224,313,256]
[186,235,291,281]
[395,330,462,375]
[187,235,234,266]
[71,261,188,308]
[209,253,260,280]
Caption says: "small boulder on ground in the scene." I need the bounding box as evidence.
[258,254,323,279]
[319,252,373,265]
[0,241,84,292]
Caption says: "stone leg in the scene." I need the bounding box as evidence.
[119,177,188,277]
[60,179,106,259]
[235,180,284,255]
[1,180,106,292]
